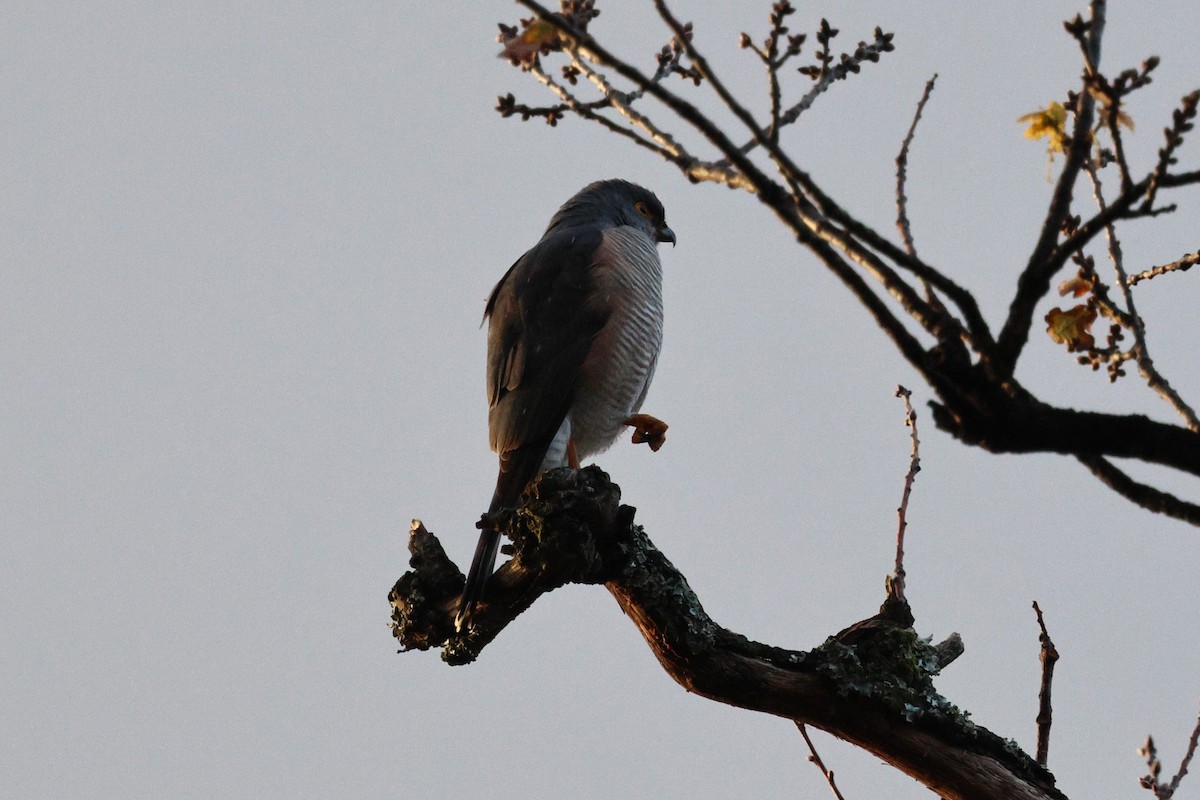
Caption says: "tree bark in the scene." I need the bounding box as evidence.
[391,466,1066,800]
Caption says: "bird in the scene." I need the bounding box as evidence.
[455,179,675,631]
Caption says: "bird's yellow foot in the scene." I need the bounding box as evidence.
[624,413,668,452]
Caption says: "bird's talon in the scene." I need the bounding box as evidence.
[624,413,668,452]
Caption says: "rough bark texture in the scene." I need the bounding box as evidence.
[391,467,1067,800]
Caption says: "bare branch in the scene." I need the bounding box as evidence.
[996,1,1107,376]
[796,723,849,800]
[502,0,1200,520]
[1163,707,1200,797]
[393,468,1065,800]
[1140,706,1200,799]
[564,56,688,157]
[1086,163,1200,430]
[1031,601,1059,767]
[1128,251,1199,286]
[891,386,921,603]
[526,63,680,159]
[895,75,938,259]
[1076,455,1200,525]
[734,24,895,159]
[1144,90,1200,210]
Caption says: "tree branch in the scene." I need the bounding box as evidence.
[1031,601,1059,767]
[392,468,1065,800]
[895,75,938,260]
[1075,455,1200,525]
[499,0,1200,524]
[996,2,1106,376]
[931,394,1200,479]
[1128,251,1198,286]
[797,723,849,800]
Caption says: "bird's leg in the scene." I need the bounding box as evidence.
[567,438,581,469]
[624,413,668,452]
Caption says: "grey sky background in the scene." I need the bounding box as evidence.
[3,2,1199,798]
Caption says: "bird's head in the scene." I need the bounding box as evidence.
[546,179,676,246]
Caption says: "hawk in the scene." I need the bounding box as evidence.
[456,179,675,630]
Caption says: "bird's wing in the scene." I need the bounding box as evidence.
[484,227,612,507]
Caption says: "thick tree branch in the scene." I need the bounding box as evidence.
[1076,455,1200,525]
[392,468,1065,800]
[930,393,1200,479]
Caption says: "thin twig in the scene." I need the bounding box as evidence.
[795,722,848,800]
[729,26,895,163]
[1140,705,1200,799]
[1128,252,1199,286]
[1163,706,1200,797]
[892,386,920,602]
[1144,90,1200,211]
[895,74,938,259]
[568,55,688,157]
[526,62,679,161]
[1086,163,1200,431]
[1031,601,1059,767]
[894,74,950,315]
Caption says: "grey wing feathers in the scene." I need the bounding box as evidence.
[484,228,611,464]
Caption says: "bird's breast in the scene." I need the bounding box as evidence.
[571,226,664,459]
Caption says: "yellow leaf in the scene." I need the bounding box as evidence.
[1045,304,1098,350]
[500,19,560,63]
[1019,102,1068,154]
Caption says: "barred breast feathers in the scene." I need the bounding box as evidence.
[572,226,665,459]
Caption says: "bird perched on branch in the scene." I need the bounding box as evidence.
[456,179,675,631]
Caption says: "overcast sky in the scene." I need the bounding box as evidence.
[4,2,1199,798]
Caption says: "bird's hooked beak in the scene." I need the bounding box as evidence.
[656,224,676,247]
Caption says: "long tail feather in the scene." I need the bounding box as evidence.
[457,429,568,631]
[454,493,504,631]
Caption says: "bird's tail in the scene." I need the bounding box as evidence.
[454,492,505,632]
[457,439,561,631]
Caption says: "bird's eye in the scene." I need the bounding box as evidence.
[634,200,652,218]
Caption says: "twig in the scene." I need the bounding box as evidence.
[795,722,848,800]
[895,74,938,259]
[891,386,921,603]
[894,74,950,315]
[1144,90,1200,211]
[526,62,680,161]
[1139,705,1200,799]
[727,21,895,163]
[1163,707,1200,797]
[1128,252,1199,286]
[1031,601,1059,767]
[1086,162,1200,431]
[567,55,688,157]
[731,24,895,162]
